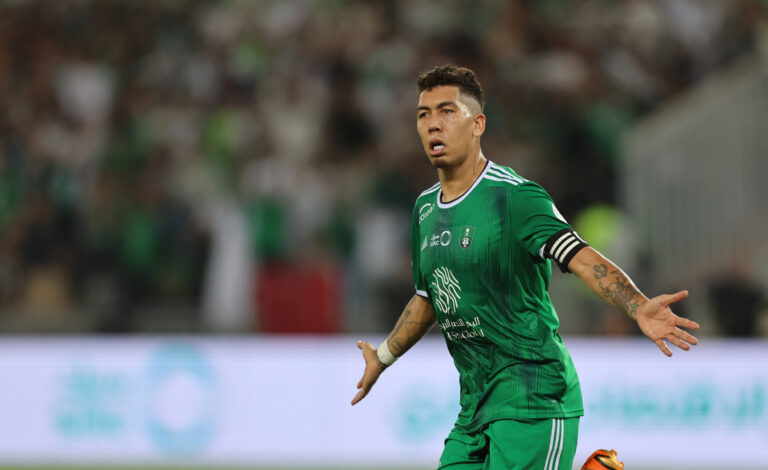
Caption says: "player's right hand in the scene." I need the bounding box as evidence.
[351,340,386,406]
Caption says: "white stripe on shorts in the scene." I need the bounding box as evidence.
[552,419,564,470]
[543,419,556,470]
[544,419,564,470]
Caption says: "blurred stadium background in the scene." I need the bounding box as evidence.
[1,0,767,469]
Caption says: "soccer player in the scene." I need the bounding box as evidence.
[351,65,699,469]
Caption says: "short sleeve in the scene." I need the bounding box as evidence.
[510,182,572,258]
[410,204,429,298]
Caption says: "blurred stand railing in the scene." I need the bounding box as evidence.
[621,32,768,334]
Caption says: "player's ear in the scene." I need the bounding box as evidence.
[473,113,486,137]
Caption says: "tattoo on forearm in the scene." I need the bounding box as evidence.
[387,297,433,356]
[593,264,608,279]
[593,265,643,319]
[389,338,406,356]
[600,283,612,299]
[388,306,409,343]
[626,299,640,318]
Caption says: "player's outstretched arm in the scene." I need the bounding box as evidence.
[568,247,700,357]
[351,295,436,405]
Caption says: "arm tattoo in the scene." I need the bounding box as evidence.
[387,297,433,356]
[389,338,406,357]
[626,299,641,318]
[593,263,608,279]
[594,265,643,319]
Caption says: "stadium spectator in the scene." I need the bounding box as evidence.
[0,0,763,333]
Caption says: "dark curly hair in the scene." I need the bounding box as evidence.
[417,64,485,110]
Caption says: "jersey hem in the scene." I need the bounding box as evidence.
[455,409,585,434]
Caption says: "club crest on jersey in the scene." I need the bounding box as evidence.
[460,226,475,249]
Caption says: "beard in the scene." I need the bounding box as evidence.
[429,154,451,169]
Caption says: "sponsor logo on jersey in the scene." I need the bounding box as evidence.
[440,230,452,246]
[431,266,461,315]
[418,203,434,224]
[439,316,487,342]
[460,226,475,249]
[424,231,451,248]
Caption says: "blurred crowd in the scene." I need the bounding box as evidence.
[0,0,765,334]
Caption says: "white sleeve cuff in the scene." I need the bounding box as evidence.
[415,288,428,298]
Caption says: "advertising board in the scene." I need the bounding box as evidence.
[0,336,765,468]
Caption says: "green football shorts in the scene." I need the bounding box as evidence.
[437,417,579,470]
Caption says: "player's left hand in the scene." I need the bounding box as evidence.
[636,290,699,356]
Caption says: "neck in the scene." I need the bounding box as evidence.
[438,149,487,202]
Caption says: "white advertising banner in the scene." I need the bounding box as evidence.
[0,336,765,468]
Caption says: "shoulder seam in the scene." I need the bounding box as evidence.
[419,182,441,196]
[488,164,527,183]
[483,174,522,186]
[487,168,524,184]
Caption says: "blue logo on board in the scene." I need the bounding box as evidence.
[145,342,216,457]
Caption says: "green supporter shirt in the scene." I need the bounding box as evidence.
[411,161,584,433]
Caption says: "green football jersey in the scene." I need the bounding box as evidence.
[411,161,584,432]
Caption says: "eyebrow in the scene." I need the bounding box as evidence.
[417,101,456,112]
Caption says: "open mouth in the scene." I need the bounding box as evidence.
[429,139,446,156]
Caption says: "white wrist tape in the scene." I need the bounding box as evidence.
[376,340,397,367]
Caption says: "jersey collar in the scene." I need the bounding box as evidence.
[436,160,491,209]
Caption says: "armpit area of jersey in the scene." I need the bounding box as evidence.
[542,228,588,273]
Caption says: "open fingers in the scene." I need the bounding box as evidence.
[659,290,689,307]
[674,327,698,346]
[352,376,370,405]
[351,388,367,406]
[665,334,690,351]
[676,317,700,331]
[353,341,367,405]
[655,338,672,357]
